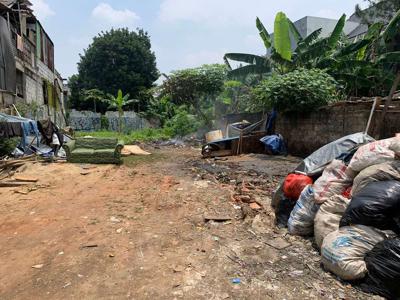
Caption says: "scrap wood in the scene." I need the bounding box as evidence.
[80,244,98,249]
[14,190,29,195]
[13,176,38,182]
[0,181,31,187]
[204,214,232,222]
[0,157,35,169]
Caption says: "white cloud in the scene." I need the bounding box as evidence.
[158,0,365,29]
[30,0,55,21]
[159,0,272,27]
[91,3,140,25]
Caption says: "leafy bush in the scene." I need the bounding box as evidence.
[251,68,340,114]
[14,101,40,118]
[100,115,109,130]
[164,107,200,137]
[0,138,19,156]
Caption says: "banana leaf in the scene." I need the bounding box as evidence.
[382,9,400,42]
[274,12,292,61]
[378,51,400,63]
[334,39,372,58]
[256,17,271,49]
[328,14,346,49]
[228,64,271,78]
[295,28,322,55]
[288,19,302,42]
[224,53,266,65]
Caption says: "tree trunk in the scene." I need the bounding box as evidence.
[379,71,400,139]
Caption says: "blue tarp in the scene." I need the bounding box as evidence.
[260,134,287,155]
[0,113,40,150]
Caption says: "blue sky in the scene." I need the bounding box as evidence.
[31,0,366,79]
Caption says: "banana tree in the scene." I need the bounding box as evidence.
[107,89,136,134]
[370,8,400,137]
[82,88,108,113]
[224,12,347,78]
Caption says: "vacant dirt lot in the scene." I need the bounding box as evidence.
[0,146,378,299]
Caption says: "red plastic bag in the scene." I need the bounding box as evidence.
[283,174,313,200]
[342,186,352,199]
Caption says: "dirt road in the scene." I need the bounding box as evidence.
[0,147,377,299]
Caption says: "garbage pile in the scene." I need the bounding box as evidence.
[0,113,69,159]
[273,133,400,299]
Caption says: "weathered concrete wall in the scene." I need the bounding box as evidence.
[25,74,38,104]
[69,110,151,132]
[275,102,400,157]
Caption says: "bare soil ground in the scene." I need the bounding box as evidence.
[0,146,380,299]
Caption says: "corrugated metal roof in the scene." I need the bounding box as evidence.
[0,0,32,8]
[0,0,16,8]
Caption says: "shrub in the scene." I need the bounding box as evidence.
[100,115,109,130]
[0,138,19,156]
[14,101,40,118]
[251,68,340,114]
[164,107,200,137]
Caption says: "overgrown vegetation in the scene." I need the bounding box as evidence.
[14,101,40,119]
[0,138,19,156]
[251,69,339,113]
[225,9,400,99]
[69,28,158,113]
[67,5,400,138]
[159,64,226,129]
[76,128,172,144]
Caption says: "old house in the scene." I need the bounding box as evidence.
[0,0,66,126]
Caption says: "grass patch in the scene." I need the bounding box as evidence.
[76,128,172,144]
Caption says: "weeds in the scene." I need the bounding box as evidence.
[76,128,172,144]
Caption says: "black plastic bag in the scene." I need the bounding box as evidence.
[340,181,400,233]
[275,195,296,227]
[362,239,400,299]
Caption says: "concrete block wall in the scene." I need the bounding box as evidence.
[275,102,400,157]
[25,74,38,103]
[68,110,151,132]
[37,60,55,83]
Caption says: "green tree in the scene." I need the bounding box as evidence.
[225,13,348,78]
[161,64,227,127]
[74,28,158,111]
[68,74,84,110]
[216,80,252,115]
[355,0,400,24]
[107,90,135,134]
[82,89,108,113]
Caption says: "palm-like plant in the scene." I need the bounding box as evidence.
[225,9,400,98]
[107,89,136,134]
[82,88,108,113]
[224,13,348,78]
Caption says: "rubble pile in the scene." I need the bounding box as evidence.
[276,134,400,299]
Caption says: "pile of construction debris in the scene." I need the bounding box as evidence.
[0,155,38,187]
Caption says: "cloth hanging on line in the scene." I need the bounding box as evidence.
[0,113,40,150]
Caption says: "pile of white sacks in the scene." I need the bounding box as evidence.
[287,136,400,281]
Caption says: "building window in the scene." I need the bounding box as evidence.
[42,81,48,105]
[16,70,24,98]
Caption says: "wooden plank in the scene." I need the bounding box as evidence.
[0,182,31,187]
[13,176,38,182]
